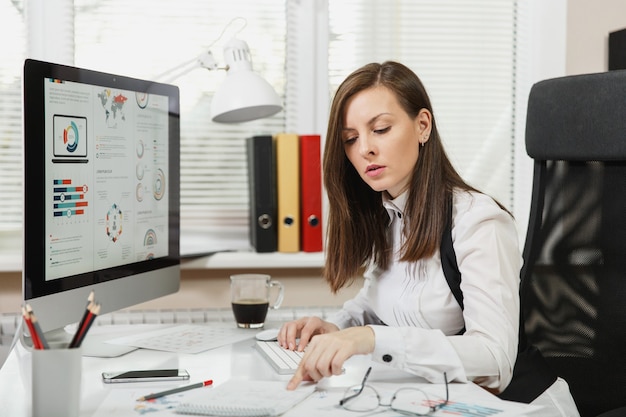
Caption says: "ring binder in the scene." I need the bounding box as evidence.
[247,136,278,253]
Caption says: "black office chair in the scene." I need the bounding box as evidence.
[521,70,626,417]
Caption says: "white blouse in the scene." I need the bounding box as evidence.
[327,190,521,392]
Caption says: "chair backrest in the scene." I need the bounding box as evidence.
[522,70,626,417]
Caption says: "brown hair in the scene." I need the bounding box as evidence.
[323,61,481,293]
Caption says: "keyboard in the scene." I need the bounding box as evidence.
[255,341,304,374]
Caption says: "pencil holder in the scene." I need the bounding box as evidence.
[31,344,82,417]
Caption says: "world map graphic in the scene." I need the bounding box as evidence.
[98,89,128,127]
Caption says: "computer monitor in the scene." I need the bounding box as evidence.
[22,59,180,355]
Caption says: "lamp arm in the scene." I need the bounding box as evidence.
[156,17,247,84]
[157,51,224,84]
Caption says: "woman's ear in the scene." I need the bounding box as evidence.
[415,108,432,144]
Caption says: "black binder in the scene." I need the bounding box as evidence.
[246,135,277,252]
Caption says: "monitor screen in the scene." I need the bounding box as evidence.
[23,59,180,350]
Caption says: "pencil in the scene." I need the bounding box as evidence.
[22,306,42,350]
[69,291,95,348]
[70,302,100,348]
[137,379,213,401]
[27,306,50,349]
[78,291,95,328]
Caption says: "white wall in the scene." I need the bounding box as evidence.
[513,0,567,243]
[566,0,626,75]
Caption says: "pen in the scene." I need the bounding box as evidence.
[137,379,213,401]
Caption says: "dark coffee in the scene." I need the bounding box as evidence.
[232,299,269,328]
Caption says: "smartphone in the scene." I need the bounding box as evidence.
[102,369,190,383]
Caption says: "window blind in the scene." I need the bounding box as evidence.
[72,0,287,252]
[0,0,526,259]
[0,0,25,243]
[328,0,517,209]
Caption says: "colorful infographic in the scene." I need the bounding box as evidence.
[44,77,170,278]
[52,179,89,218]
[53,115,88,158]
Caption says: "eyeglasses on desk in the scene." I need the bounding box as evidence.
[339,367,449,416]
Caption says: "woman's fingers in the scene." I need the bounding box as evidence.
[286,327,375,389]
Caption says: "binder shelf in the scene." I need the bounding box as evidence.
[182,251,324,270]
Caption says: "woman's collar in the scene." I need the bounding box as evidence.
[382,190,408,224]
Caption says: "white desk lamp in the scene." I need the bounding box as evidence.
[159,36,282,123]
[211,38,282,123]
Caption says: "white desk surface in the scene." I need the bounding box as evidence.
[0,322,540,417]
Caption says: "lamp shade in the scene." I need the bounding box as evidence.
[210,38,282,123]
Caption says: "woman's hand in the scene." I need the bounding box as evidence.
[277,316,339,351]
[286,326,375,390]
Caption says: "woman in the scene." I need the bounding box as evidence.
[278,61,579,415]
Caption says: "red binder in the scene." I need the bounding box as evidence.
[299,134,323,252]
